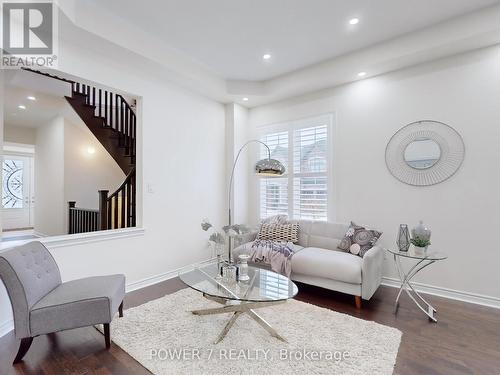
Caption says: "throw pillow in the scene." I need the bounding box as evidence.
[257,223,299,243]
[338,222,382,257]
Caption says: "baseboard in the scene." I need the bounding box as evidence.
[0,319,14,338]
[126,265,191,293]
[126,259,212,293]
[382,277,500,309]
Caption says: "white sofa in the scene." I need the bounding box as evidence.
[233,220,384,307]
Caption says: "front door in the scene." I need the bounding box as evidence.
[2,155,34,230]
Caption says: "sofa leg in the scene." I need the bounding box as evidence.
[13,337,33,364]
[104,323,111,349]
[119,301,124,318]
[354,296,362,309]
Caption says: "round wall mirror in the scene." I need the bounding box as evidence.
[385,120,465,186]
[404,138,441,169]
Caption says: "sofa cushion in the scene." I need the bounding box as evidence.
[30,274,125,336]
[291,247,362,284]
[296,220,349,250]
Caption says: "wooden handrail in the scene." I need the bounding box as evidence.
[99,168,136,230]
[108,167,135,199]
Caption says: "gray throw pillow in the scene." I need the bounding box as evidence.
[338,222,382,257]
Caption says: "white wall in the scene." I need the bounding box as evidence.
[248,45,500,301]
[35,116,65,236]
[4,125,36,144]
[63,118,124,213]
[225,103,249,225]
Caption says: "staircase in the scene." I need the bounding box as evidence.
[24,69,137,233]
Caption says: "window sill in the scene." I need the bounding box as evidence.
[0,227,145,252]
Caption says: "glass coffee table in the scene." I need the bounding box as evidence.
[387,248,447,322]
[179,259,298,344]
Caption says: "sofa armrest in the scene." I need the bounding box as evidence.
[361,245,385,300]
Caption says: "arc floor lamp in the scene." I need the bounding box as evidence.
[227,140,286,263]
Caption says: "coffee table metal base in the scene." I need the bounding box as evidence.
[192,293,288,344]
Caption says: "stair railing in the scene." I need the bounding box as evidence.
[23,68,136,164]
[72,84,136,163]
[68,202,100,234]
[98,167,136,230]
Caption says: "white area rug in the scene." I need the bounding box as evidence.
[104,289,401,374]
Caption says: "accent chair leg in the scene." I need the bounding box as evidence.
[119,301,124,318]
[13,337,33,364]
[354,296,362,309]
[104,323,111,349]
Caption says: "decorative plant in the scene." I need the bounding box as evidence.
[222,224,250,237]
[410,237,431,248]
[201,219,226,246]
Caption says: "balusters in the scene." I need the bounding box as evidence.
[126,178,132,227]
[131,174,136,226]
[99,89,102,118]
[104,90,109,126]
[68,201,99,234]
[109,92,113,129]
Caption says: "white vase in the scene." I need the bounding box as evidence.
[413,245,428,256]
[238,254,250,281]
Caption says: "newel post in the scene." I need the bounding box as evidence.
[98,190,109,230]
[68,201,76,234]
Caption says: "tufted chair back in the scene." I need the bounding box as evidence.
[0,242,61,338]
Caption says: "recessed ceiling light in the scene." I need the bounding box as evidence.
[242,97,249,101]
[357,71,367,77]
[27,96,36,101]
[262,54,271,60]
[349,18,360,25]
[87,147,96,155]
[18,105,26,110]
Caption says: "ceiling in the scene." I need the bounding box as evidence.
[3,86,67,129]
[90,0,500,81]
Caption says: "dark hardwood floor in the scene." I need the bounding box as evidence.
[1,278,499,375]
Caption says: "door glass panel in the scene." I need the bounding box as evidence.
[2,159,24,209]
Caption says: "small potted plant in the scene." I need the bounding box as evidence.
[410,236,431,255]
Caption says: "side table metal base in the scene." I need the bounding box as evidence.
[393,254,438,322]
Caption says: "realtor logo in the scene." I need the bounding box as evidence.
[1,0,58,68]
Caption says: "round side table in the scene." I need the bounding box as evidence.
[387,248,447,322]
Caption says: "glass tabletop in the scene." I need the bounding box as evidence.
[386,248,447,261]
[179,260,298,302]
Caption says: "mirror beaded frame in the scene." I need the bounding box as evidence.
[385,120,465,186]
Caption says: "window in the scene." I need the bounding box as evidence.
[259,115,331,221]
[2,159,24,209]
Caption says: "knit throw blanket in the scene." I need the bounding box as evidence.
[250,239,296,277]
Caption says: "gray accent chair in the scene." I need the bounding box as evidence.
[0,242,125,364]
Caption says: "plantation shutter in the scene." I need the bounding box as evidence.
[260,131,289,219]
[259,115,330,221]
